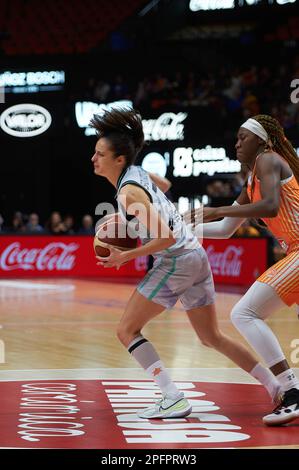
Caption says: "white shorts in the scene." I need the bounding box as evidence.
[137,247,215,310]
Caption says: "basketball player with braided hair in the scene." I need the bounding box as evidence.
[186,114,299,425]
[91,108,281,419]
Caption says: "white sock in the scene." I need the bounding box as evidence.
[128,336,183,399]
[250,363,281,400]
[276,369,299,392]
[146,360,182,399]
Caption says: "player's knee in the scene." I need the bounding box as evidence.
[200,338,213,348]
[230,302,256,329]
[116,325,129,346]
[116,324,140,348]
[201,332,222,348]
[230,303,248,329]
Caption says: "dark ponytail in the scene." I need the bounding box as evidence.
[90,107,144,167]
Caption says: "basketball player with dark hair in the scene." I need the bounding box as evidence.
[91,108,281,419]
[187,115,299,425]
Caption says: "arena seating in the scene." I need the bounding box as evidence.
[0,0,146,55]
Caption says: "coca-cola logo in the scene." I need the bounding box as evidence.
[0,242,79,271]
[142,112,188,141]
[206,245,243,277]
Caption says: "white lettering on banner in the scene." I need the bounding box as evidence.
[0,104,52,137]
[0,242,79,271]
[0,71,65,88]
[173,146,241,176]
[75,100,133,136]
[103,381,250,444]
[189,0,296,10]
[75,103,187,142]
[142,113,187,141]
[190,0,235,10]
[206,245,243,277]
[18,383,85,442]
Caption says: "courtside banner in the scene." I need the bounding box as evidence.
[0,236,147,278]
[0,236,267,284]
[203,238,268,285]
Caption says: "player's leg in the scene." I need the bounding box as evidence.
[186,303,281,401]
[230,272,299,425]
[117,264,192,419]
[179,248,281,404]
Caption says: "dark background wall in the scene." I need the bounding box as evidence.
[0,0,298,224]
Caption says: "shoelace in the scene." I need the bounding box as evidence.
[272,388,299,414]
[153,398,164,408]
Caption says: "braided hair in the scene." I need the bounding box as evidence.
[250,114,299,201]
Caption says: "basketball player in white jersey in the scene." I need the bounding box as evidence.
[91,108,281,419]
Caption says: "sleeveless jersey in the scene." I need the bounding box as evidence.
[247,160,299,253]
[116,165,199,257]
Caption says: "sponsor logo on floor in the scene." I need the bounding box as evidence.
[0,379,298,448]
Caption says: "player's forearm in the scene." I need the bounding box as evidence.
[122,236,176,262]
[190,201,245,239]
[201,219,243,239]
[213,200,278,219]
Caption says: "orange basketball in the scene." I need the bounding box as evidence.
[94,213,138,258]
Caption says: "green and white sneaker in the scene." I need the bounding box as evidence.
[137,394,192,419]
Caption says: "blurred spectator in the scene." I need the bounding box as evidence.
[94,80,111,102]
[45,211,67,235]
[77,214,94,235]
[0,214,4,233]
[231,172,245,197]
[26,213,44,234]
[110,74,129,101]
[206,181,223,198]
[8,211,26,233]
[242,90,260,119]
[63,215,75,235]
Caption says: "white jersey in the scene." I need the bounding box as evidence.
[116,165,199,257]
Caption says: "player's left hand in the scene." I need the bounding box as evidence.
[96,244,129,269]
[183,207,202,226]
[202,207,221,222]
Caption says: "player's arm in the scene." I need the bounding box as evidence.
[97,184,176,267]
[202,154,281,222]
[148,172,172,193]
[183,186,248,239]
[120,184,176,257]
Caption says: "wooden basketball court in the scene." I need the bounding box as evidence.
[0,278,298,449]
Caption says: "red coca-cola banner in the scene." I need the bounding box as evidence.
[0,236,268,285]
[203,238,268,285]
[0,236,148,278]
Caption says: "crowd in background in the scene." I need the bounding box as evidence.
[81,56,299,132]
[0,211,94,236]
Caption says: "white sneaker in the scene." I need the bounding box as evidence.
[263,388,299,426]
[137,394,192,419]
